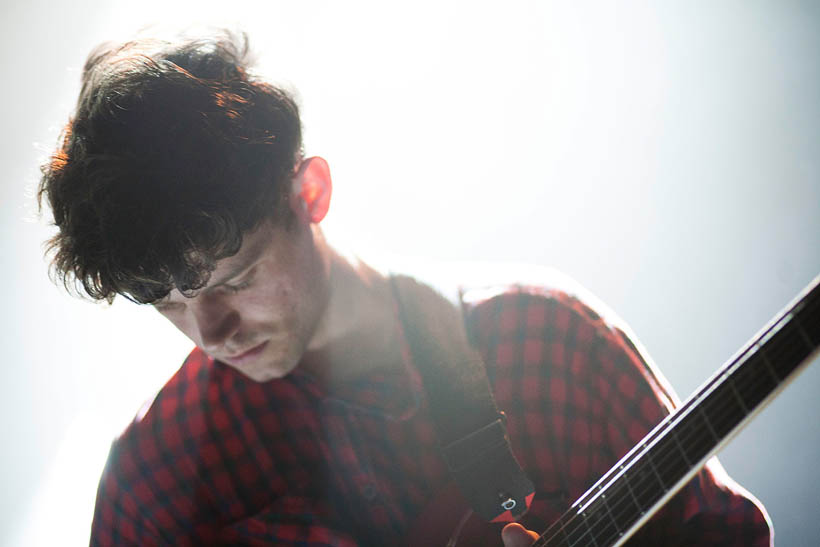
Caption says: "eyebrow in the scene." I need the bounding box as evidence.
[207,236,268,289]
[152,256,255,308]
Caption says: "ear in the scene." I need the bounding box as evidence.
[290,156,332,224]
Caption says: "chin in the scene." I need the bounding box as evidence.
[243,356,301,383]
[244,370,282,383]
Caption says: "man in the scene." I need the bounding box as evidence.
[40,31,771,546]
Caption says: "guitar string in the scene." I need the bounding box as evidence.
[546,301,820,547]
[565,293,820,546]
[565,357,769,546]
[533,317,769,545]
[533,351,733,546]
[556,316,815,547]
[536,296,820,547]
[535,357,757,547]
[542,354,782,547]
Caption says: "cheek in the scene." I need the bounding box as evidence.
[275,284,307,327]
[237,282,301,326]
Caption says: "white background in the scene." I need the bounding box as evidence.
[2,1,819,545]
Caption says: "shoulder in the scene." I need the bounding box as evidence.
[459,266,610,340]
[91,347,219,542]
[122,347,216,446]
[456,267,611,393]
[453,263,628,352]
[92,347,323,542]
[380,257,628,333]
[382,257,641,360]
[447,264,677,412]
[96,350,219,501]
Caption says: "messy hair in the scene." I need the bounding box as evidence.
[38,31,302,304]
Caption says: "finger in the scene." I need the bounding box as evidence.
[501,522,539,547]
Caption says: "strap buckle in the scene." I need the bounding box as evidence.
[441,416,535,522]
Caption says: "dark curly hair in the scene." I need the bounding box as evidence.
[38,31,303,304]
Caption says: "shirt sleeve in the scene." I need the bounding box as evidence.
[215,497,359,546]
[89,351,221,546]
[89,442,360,547]
[89,437,188,546]
[590,304,772,546]
[88,350,365,546]
[467,287,772,546]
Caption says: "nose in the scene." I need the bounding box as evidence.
[192,298,241,353]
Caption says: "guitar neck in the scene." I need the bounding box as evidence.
[535,276,820,547]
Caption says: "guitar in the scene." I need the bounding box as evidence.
[415,274,820,546]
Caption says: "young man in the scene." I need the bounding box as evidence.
[40,32,771,546]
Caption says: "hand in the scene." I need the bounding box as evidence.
[501,523,539,547]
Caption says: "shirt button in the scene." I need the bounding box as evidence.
[361,482,378,501]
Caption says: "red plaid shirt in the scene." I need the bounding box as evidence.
[90,282,771,545]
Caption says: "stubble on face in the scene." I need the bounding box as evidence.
[226,223,331,382]
[157,221,332,383]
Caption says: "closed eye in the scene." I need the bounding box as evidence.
[154,301,185,313]
[223,279,252,294]
[221,267,257,294]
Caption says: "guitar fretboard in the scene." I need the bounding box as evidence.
[535,277,820,547]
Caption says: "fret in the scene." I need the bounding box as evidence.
[675,411,712,465]
[539,511,574,547]
[576,492,623,547]
[558,518,572,547]
[618,465,645,516]
[698,405,719,444]
[598,490,624,541]
[792,312,816,348]
[732,354,774,410]
[756,345,781,386]
[800,296,820,344]
[651,438,689,494]
[604,464,669,543]
[643,445,668,490]
[766,314,817,378]
[703,381,743,438]
[588,484,625,545]
[580,511,600,547]
[544,512,574,547]
[569,499,613,546]
[668,430,691,470]
[562,513,586,546]
[727,377,750,414]
[632,464,663,510]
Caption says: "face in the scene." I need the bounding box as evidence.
[153,220,330,382]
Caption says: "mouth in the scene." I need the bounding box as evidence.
[224,340,269,366]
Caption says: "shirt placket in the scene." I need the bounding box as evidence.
[321,399,382,508]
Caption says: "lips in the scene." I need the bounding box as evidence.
[224,340,269,366]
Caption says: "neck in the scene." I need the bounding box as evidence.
[300,244,404,388]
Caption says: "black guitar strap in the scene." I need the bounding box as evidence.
[390,275,535,523]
